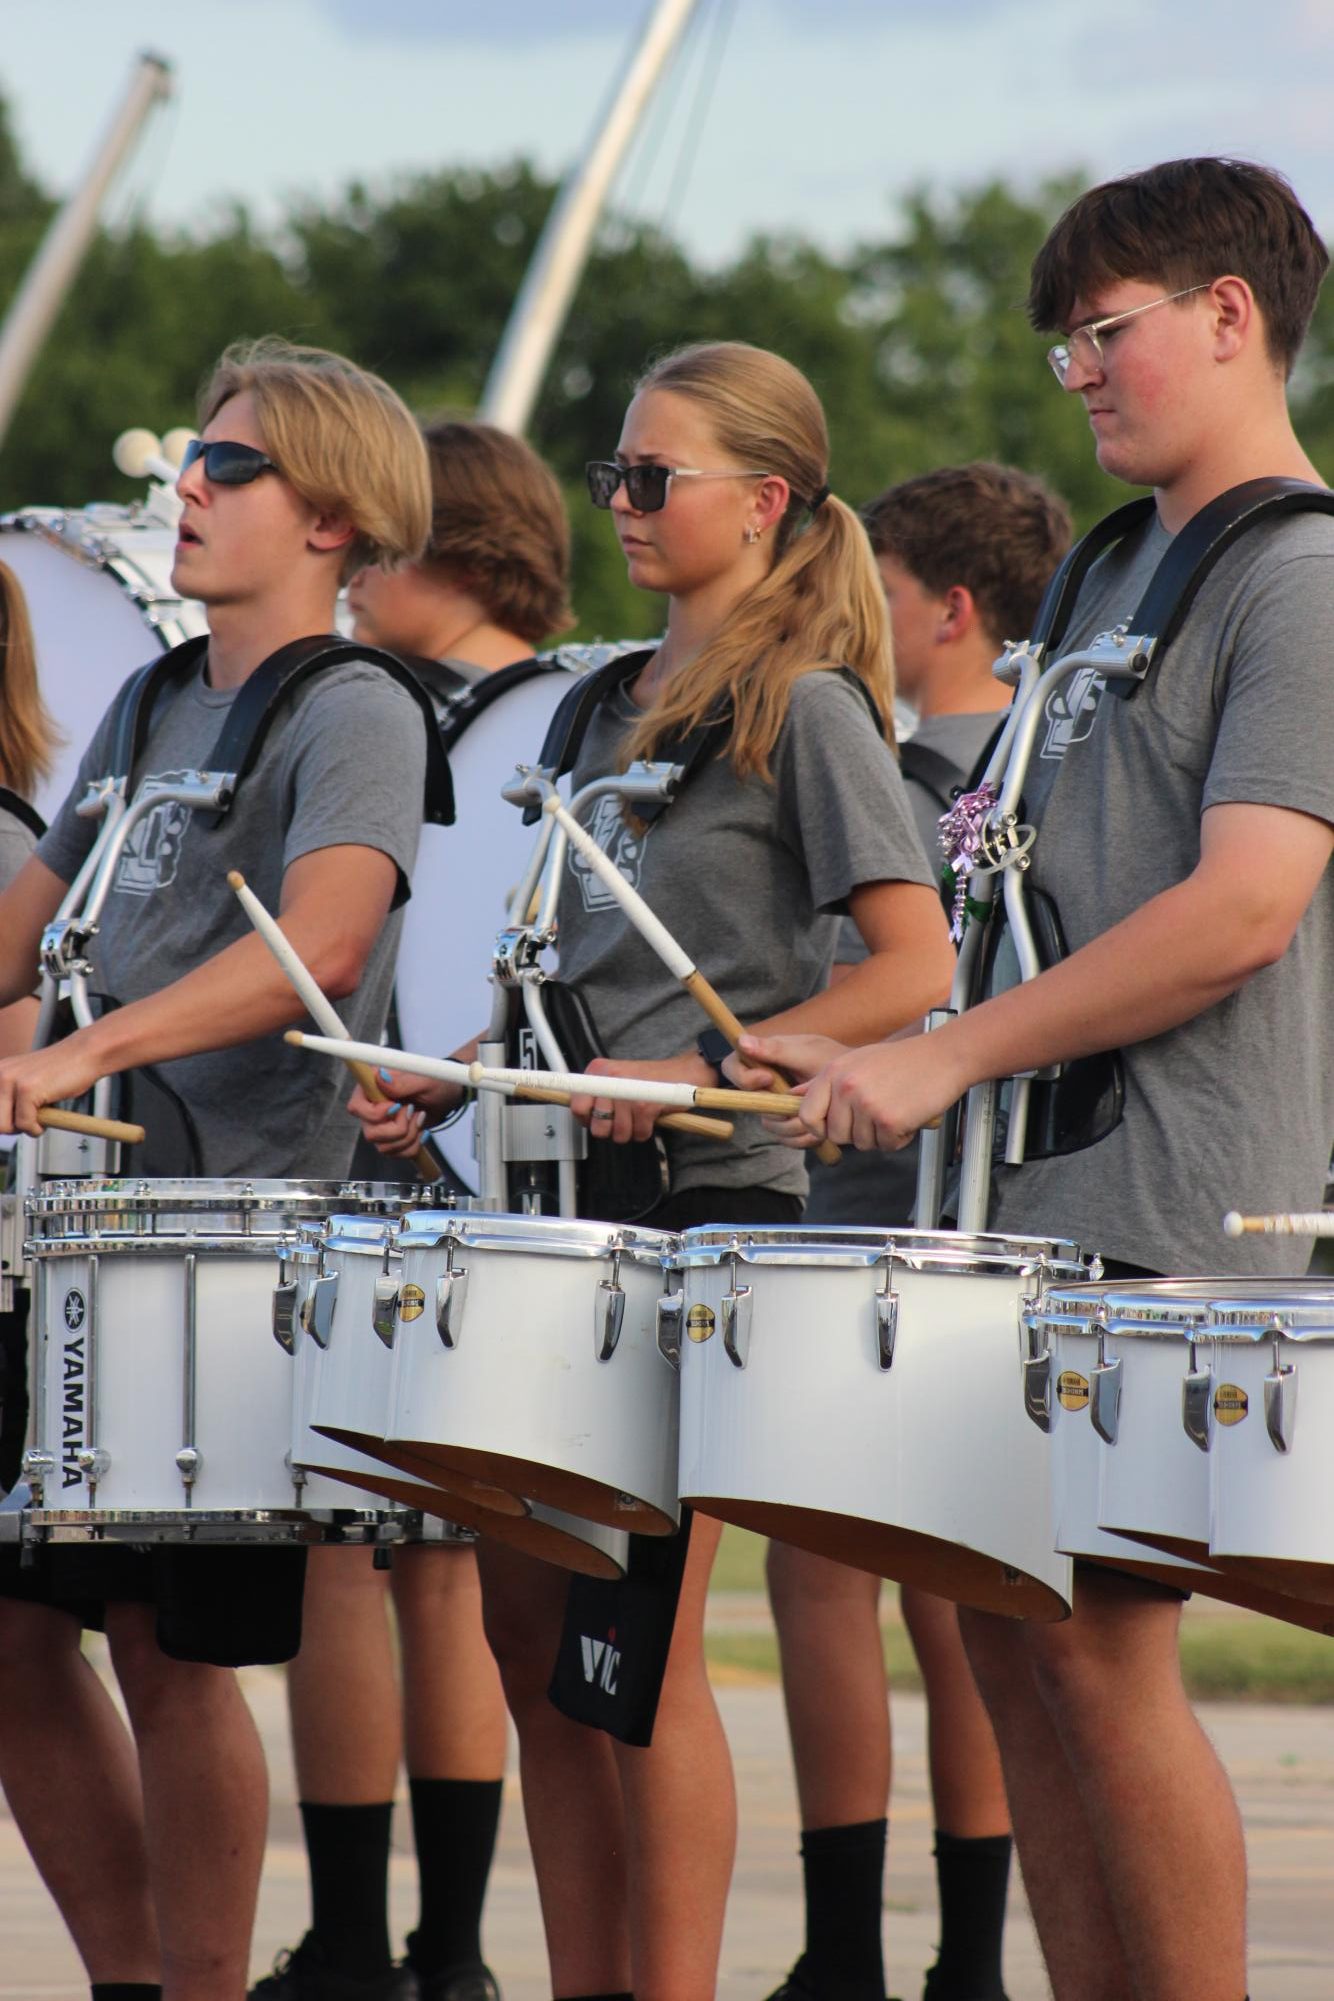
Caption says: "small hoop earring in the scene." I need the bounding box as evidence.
[744,525,760,545]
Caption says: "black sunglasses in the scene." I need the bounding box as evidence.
[586,459,768,513]
[179,437,280,486]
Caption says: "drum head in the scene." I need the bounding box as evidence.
[395,666,581,1189]
[0,511,206,823]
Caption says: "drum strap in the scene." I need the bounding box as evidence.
[527,648,884,825]
[105,635,455,827]
[0,786,46,841]
[434,654,560,755]
[1025,496,1158,656]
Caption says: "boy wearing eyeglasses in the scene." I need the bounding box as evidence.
[745,157,1334,2001]
[0,338,432,2001]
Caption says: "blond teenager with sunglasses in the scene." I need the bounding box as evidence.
[353,339,955,2001]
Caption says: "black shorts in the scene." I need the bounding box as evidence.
[550,1184,803,1746]
[0,1541,307,1666]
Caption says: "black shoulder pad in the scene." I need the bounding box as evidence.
[198,636,454,829]
[0,785,46,840]
[436,655,557,756]
[1027,496,1157,656]
[522,649,649,823]
[108,636,210,785]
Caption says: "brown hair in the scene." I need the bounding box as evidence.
[0,562,60,798]
[863,463,1072,644]
[619,341,895,779]
[1029,158,1329,378]
[198,337,431,579]
[421,420,573,645]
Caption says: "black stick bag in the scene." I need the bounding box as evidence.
[548,1507,694,1747]
[538,982,671,1223]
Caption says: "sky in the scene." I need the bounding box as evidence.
[2,0,1332,264]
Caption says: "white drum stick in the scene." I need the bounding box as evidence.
[228,870,442,1182]
[284,1029,795,1119]
[1223,1210,1334,1239]
[543,795,842,1165]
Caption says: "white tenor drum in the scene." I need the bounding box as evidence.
[22,1179,416,1544]
[0,506,206,822]
[1024,1280,1334,1633]
[361,1210,679,1536]
[1206,1284,1334,1607]
[289,1210,528,1523]
[675,1227,1087,1621]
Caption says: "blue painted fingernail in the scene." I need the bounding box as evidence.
[378,1066,393,1084]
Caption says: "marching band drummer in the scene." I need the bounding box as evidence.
[767,464,1072,2001]
[255,420,577,2001]
[353,339,956,2001]
[745,159,1334,2001]
[0,338,433,2001]
[0,561,62,1494]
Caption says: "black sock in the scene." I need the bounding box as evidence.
[299,1800,394,1979]
[790,1817,887,2000]
[554,1993,634,2000]
[925,1829,1012,1999]
[91,1989,162,2000]
[406,1775,503,1974]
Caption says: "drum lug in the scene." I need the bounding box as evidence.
[372,1277,400,1350]
[1090,1359,1122,1445]
[302,1272,339,1350]
[1181,1339,1213,1453]
[21,1447,55,1494]
[1020,1313,1052,1430]
[435,1268,469,1348]
[875,1291,898,1370]
[596,1281,625,1362]
[76,1446,110,1482]
[174,1446,201,1487]
[655,1291,684,1369]
[272,1276,299,1355]
[722,1285,753,1369]
[1264,1335,1296,1453]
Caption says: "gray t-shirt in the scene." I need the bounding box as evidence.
[989,508,1334,1275]
[39,657,427,1179]
[0,799,38,894]
[805,708,1000,1227]
[556,663,934,1199]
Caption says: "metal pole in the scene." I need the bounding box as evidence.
[0,52,173,448]
[479,0,700,433]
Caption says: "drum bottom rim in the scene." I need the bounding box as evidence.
[372,1435,678,1538]
[1206,1550,1334,1613]
[311,1425,529,1518]
[1101,1524,1212,1567]
[686,1496,1071,1622]
[470,1510,626,1580]
[296,1460,514,1538]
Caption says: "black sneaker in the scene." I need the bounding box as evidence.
[249,1933,418,2000]
[400,1937,498,2001]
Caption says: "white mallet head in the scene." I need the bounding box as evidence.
[161,427,197,469]
[112,427,163,479]
[1222,1210,1243,1239]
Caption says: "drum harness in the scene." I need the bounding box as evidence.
[918,476,1334,1237]
[461,650,886,1220]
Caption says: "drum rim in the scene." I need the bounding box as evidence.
[398,1208,675,1261]
[674,1222,1083,1275]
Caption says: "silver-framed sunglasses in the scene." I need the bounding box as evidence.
[586,460,768,512]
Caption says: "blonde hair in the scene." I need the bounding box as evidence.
[620,341,895,779]
[198,337,431,581]
[0,561,60,799]
[422,419,574,644]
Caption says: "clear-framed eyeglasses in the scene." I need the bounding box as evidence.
[1046,284,1214,386]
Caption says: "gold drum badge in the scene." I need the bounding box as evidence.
[1213,1383,1249,1425]
[686,1303,715,1343]
[399,1284,426,1323]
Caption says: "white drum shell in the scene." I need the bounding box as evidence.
[676,1230,1083,1619]
[385,1212,679,1531]
[1208,1294,1334,1569]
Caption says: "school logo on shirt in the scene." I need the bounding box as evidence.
[1040,665,1104,761]
[570,795,651,913]
[114,799,191,896]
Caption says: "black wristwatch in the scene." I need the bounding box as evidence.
[695,1026,735,1082]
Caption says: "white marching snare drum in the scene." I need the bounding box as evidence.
[1023,1279,1334,1631]
[22,1179,414,1544]
[290,1211,529,1524]
[1206,1284,1334,1607]
[675,1227,1087,1621]
[367,1210,680,1536]
[393,663,583,1192]
[0,506,206,823]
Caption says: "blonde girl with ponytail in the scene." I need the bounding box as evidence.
[355,340,955,2001]
[0,563,58,1057]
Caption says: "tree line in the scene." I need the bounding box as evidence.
[1,101,1332,644]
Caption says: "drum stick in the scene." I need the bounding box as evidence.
[227,870,443,1183]
[38,1108,145,1145]
[284,1030,781,1119]
[1223,1209,1334,1239]
[282,1032,734,1141]
[542,795,842,1165]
